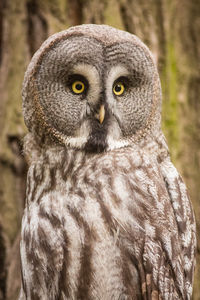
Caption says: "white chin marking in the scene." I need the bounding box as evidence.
[63,136,88,149]
[61,120,91,149]
[61,128,90,150]
[106,116,129,151]
[107,137,129,151]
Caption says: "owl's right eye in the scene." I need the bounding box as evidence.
[113,82,125,96]
[72,81,85,94]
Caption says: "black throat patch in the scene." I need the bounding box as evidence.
[84,106,110,153]
[84,120,108,153]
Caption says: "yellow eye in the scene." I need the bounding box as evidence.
[113,82,125,96]
[72,81,85,94]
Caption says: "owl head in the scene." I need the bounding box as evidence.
[23,24,162,152]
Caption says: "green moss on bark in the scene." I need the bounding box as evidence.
[161,40,179,162]
[104,0,124,29]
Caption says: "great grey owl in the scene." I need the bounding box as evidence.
[19,24,196,300]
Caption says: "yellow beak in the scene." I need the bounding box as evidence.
[99,105,105,124]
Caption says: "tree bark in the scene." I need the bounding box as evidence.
[0,0,199,299]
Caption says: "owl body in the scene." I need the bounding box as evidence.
[20,24,196,299]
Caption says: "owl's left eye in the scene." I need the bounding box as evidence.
[113,82,125,96]
[72,81,85,94]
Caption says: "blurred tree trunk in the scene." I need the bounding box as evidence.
[0,0,199,299]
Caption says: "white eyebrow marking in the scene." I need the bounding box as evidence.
[106,65,129,107]
[72,64,101,105]
[107,65,129,90]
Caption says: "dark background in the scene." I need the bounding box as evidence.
[0,0,199,299]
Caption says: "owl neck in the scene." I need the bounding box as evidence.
[24,130,168,168]
[24,131,168,205]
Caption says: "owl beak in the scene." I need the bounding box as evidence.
[97,105,105,124]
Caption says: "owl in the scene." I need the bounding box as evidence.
[19,24,196,300]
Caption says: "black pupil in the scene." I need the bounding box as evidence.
[76,83,83,90]
[115,84,122,92]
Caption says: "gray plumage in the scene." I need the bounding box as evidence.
[19,24,196,300]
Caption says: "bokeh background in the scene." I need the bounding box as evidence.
[0,0,199,299]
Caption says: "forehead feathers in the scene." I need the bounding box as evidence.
[23,24,156,84]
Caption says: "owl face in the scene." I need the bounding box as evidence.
[23,25,161,152]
